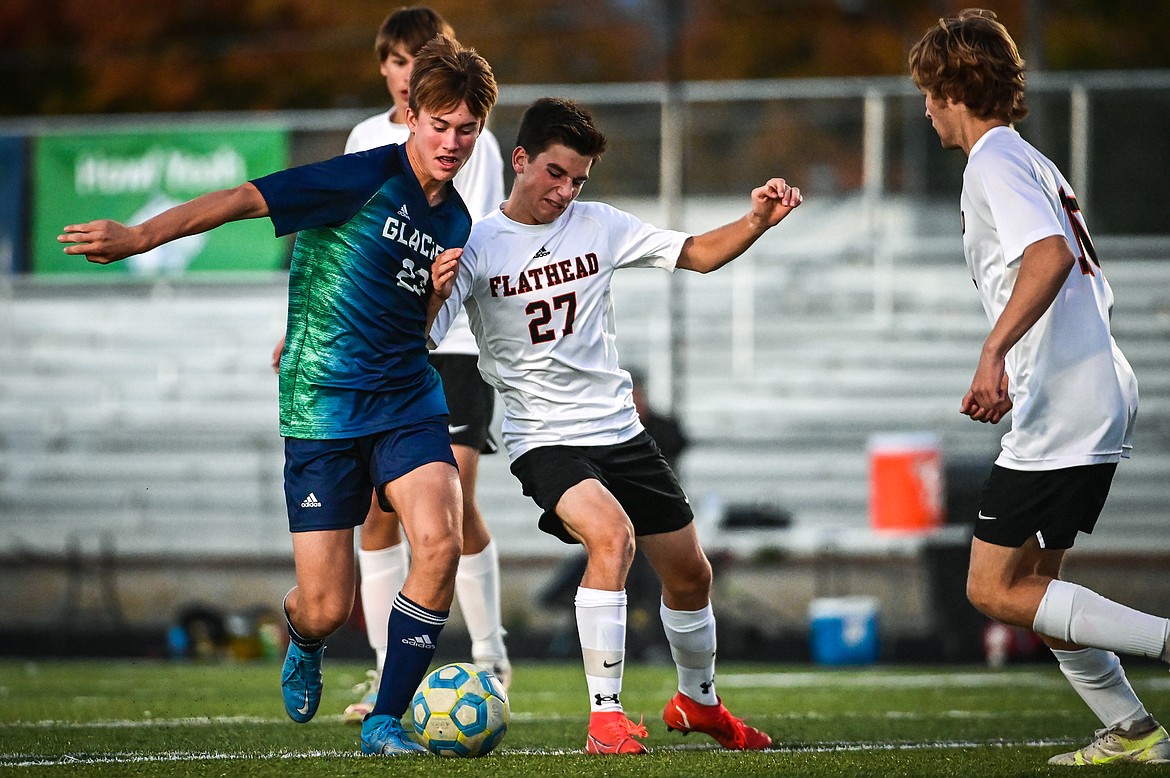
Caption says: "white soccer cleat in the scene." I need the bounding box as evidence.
[475,655,512,690]
[342,668,379,724]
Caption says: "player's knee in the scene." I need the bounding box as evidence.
[588,527,635,570]
[461,508,492,550]
[663,556,711,602]
[966,578,1009,622]
[411,530,463,574]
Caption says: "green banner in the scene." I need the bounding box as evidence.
[33,126,288,275]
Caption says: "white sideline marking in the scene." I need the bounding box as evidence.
[0,739,1081,767]
[0,750,354,768]
[719,671,1068,689]
[720,671,1170,692]
[0,715,288,730]
[0,738,1082,767]
[0,706,1080,731]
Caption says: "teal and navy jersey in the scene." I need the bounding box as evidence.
[252,143,472,439]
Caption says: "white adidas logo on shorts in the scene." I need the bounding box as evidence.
[300,492,322,508]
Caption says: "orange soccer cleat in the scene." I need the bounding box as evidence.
[585,711,650,755]
[662,692,772,750]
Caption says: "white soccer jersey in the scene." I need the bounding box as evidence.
[346,110,505,354]
[431,201,690,460]
[961,126,1137,470]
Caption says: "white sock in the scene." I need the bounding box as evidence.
[660,601,718,705]
[455,540,508,662]
[1033,580,1170,660]
[1052,647,1149,731]
[575,587,627,713]
[358,542,409,672]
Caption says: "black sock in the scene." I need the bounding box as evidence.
[283,601,324,652]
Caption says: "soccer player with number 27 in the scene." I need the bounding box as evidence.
[430,97,801,754]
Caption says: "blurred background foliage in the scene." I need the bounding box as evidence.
[3,0,1169,116]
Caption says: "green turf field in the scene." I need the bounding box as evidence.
[1,659,1167,775]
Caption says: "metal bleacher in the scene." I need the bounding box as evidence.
[0,281,290,556]
[1,200,1168,561]
[609,199,1170,553]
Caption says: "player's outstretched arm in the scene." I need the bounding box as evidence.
[676,178,802,273]
[57,183,269,265]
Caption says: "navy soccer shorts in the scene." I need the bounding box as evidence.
[283,414,457,532]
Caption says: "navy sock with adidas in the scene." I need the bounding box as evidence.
[371,593,448,718]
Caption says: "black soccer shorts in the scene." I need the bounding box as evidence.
[429,353,497,454]
[974,462,1117,549]
[509,432,694,544]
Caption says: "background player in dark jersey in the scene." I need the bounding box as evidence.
[58,36,498,757]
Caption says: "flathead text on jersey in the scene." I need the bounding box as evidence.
[489,252,599,297]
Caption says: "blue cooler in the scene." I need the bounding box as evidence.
[808,596,880,665]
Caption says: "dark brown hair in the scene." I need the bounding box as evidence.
[375,6,455,62]
[515,97,608,161]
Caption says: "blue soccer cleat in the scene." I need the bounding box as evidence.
[361,714,428,755]
[281,642,324,723]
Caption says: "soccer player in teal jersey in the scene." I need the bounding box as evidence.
[58,36,498,757]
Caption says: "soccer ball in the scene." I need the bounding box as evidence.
[410,662,509,757]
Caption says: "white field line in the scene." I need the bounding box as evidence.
[0,715,289,730]
[720,671,1061,688]
[0,737,1083,768]
[0,705,1075,731]
[720,671,1170,690]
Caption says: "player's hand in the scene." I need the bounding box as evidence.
[271,335,286,374]
[57,220,142,265]
[431,247,462,301]
[968,351,1007,412]
[961,365,1011,423]
[748,178,803,229]
[960,391,1012,424]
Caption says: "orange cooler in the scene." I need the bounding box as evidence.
[868,432,944,532]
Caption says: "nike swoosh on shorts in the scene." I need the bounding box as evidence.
[448,424,470,435]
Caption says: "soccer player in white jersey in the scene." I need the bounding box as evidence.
[910,10,1170,767]
[430,97,802,754]
[270,7,511,721]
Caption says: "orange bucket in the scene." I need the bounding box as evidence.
[868,433,944,532]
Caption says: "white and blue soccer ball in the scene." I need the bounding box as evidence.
[410,662,509,757]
